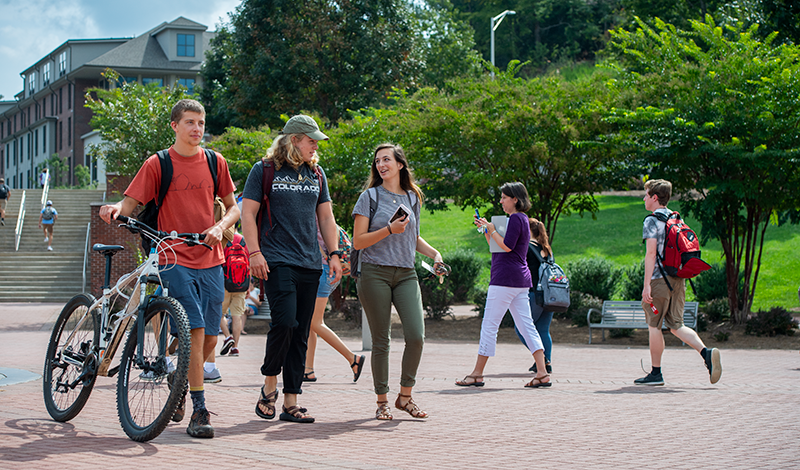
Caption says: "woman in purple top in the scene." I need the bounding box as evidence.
[456,182,552,388]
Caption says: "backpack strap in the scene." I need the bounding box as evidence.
[155,149,173,207]
[204,148,219,196]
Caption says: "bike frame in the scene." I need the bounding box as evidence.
[58,245,169,378]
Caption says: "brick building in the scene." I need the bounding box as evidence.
[0,17,215,190]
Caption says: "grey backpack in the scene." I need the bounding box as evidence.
[531,243,570,313]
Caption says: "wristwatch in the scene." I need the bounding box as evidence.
[329,250,344,260]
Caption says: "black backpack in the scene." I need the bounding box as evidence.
[136,148,219,253]
[0,184,8,199]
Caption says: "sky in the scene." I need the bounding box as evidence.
[0,0,242,99]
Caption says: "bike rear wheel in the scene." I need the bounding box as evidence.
[43,294,100,422]
[116,296,190,441]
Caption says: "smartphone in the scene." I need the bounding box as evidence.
[474,209,481,219]
[390,204,410,223]
[474,209,486,233]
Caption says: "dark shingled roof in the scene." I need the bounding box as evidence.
[84,17,207,71]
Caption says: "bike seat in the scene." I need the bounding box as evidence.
[92,244,125,254]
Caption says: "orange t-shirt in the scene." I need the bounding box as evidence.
[125,147,236,269]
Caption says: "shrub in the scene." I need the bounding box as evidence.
[695,312,708,332]
[609,328,634,338]
[702,298,731,323]
[692,263,729,302]
[567,290,603,327]
[713,331,730,342]
[444,248,483,303]
[617,260,644,300]
[565,257,620,301]
[745,307,799,337]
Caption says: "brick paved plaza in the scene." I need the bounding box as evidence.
[1,303,798,469]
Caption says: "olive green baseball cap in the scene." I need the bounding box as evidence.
[280,115,329,141]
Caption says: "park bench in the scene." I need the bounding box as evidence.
[586,300,698,344]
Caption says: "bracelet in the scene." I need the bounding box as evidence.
[490,230,497,236]
[329,250,343,259]
[387,225,392,235]
[248,251,262,258]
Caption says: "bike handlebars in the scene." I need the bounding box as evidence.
[116,215,212,250]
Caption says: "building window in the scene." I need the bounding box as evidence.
[69,84,72,109]
[67,117,72,146]
[177,78,195,94]
[58,51,67,76]
[43,62,51,86]
[28,74,36,96]
[59,121,62,150]
[43,127,46,155]
[50,94,54,115]
[177,34,195,57]
[35,129,39,155]
[59,88,63,114]
[142,78,163,87]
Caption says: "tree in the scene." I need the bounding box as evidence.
[376,63,627,242]
[85,69,190,177]
[603,16,800,323]
[201,0,416,130]
[205,125,275,187]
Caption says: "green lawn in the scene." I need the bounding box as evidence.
[419,196,800,310]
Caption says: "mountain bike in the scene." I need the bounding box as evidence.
[42,215,210,441]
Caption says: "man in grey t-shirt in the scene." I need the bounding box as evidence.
[635,179,721,386]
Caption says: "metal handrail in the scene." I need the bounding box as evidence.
[41,169,50,209]
[82,222,91,292]
[14,191,26,251]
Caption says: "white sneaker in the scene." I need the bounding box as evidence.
[47,246,53,251]
[203,367,222,383]
[44,237,49,242]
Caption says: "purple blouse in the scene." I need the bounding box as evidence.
[489,212,532,288]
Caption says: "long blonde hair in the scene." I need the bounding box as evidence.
[529,217,552,258]
[366,143,423,202]
[264,134,319,170]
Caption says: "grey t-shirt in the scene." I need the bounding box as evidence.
[352,186,420,269]
[643,207,671,280]
[242,160,330,270]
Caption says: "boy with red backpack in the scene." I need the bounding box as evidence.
[636,179,721,386]
[220,232,251,357]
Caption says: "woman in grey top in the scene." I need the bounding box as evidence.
[352,143,444,420]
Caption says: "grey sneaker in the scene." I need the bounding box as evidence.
[704,348,722,384]
[634,371,664,386]
[203,367,222,384]
[187,409,214,438]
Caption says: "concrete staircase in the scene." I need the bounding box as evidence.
[0,189,106,302]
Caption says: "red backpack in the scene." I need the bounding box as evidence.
[647,211,711,284]
[224,233,250,292]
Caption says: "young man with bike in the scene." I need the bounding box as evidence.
[99,99,239,438]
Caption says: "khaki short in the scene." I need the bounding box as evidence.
[0,199,6,211]
[642,276,685,330]
[222,290,247,317]
[43,224,54,234]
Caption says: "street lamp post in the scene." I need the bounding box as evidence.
[490,10,516,78]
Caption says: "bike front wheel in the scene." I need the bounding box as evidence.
[116,296,190,441]
[43,293,100,422]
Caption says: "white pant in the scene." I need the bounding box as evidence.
[479,285,543,357]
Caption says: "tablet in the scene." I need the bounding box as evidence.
[488,216,508,253]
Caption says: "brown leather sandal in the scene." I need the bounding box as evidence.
[524,374,552,388]
[455,375,485,387]
[376,401,393,420]
[395,394,428,419]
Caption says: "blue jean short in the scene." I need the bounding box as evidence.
[159,264,224,335]
[316,263,341,298]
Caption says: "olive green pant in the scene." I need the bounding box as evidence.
[357,263,425,395]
